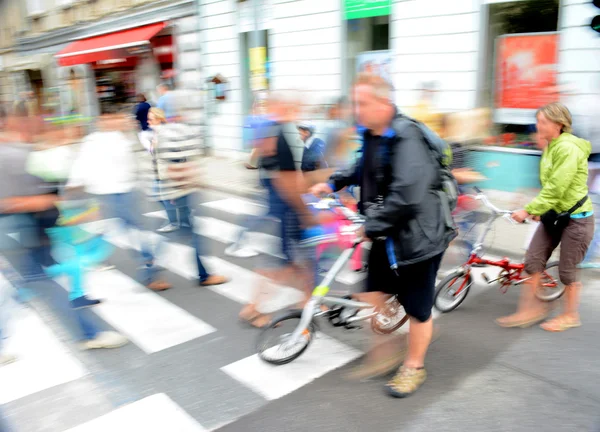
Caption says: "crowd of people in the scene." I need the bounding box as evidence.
[0,74,596,401]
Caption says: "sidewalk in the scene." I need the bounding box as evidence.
[200,156,542,259]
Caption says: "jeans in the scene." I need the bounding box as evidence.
[170,194,210,282]
[262,177,300,264]
[100,193,158,285]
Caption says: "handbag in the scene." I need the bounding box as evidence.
[540,195,589,238]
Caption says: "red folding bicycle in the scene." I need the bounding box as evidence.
[434,188,564,313]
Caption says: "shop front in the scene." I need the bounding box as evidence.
[468,0,561,193]
[55,22,175,115]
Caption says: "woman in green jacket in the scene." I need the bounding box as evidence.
[499,102,594,332]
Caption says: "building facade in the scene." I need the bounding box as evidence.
[0,0,597,158]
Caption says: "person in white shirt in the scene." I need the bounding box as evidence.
[68,111,171,291]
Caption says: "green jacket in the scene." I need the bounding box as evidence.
[525,133,593,216]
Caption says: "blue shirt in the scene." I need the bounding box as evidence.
[157,93,175,119]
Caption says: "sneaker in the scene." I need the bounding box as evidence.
[70,295,102,310]
[299,226,337,248]
[385,365,427,398]
[80,331,128,350]
[147,280,172,291]
[157,223,179,233]
[199,275,229,286]
[0,353,17,366]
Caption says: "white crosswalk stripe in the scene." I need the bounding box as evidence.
[0,276,88,404]
[144,207,368,287]
[64,393,208,432]
[54,270,216,354]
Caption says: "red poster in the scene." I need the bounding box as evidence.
[496,33,558,109]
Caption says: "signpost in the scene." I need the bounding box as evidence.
[343,0,391,20]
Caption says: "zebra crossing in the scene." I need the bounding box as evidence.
[1,191,505,432]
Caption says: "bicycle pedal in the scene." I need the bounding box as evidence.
[481,272,491,284]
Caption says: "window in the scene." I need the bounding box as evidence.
[26,0,46,15]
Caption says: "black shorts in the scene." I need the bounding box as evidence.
[366,240,443,322]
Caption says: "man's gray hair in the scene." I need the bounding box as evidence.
[355,73,393,101]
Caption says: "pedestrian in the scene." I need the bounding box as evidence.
[311,73,456,397]
[156,83,175,121]
[238,91,335,327]
[298,122,327,172]
[67,110,172,291]
[141,107,228,287]
[134,94,152,132]
[139,108,181,232]
[503,102,594,332]
[0,108,126,350]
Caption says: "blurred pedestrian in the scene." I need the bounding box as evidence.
[504,102,593,332]
[141,107,228,287]
[140,108,180,232]
[156,83,175,121]
[238,91,334,327]
[134,94,152,132]
[68,110,172,291]
[298,122,326,172]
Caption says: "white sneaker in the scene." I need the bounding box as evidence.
[0,353,17,366]
[80,331,128,350]
[157,223,179,233]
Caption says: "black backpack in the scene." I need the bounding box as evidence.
[389,115,458,229]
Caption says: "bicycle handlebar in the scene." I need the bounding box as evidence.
[466,189,529,224]
[309,195,366,225]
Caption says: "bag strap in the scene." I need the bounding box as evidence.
[567,195,589,215]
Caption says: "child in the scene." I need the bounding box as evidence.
[45,188,109,309]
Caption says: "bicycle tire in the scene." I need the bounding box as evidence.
[535,261,565,302]
[434,270,472,313]
[256,310,316,365]
[371,297,409,335]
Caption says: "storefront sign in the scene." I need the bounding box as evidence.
[356,50,392,83]
[344,0,391,20]
[495,33,558,111]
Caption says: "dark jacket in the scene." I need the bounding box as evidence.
[329,115,455,266]
[135,101,152,131]
[300,137,327,172]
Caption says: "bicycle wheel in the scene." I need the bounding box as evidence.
[256,310,316,365]
[536,261,565,302]
[371,297,409,335]
[434,270,473,313]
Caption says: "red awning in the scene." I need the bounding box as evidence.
[56,22,166,67]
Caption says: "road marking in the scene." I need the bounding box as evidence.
[0,275,88,404]
[64,393,207,432]
[54,269,216,354]
[143,211,365,286]
[221,333,362,401]
[201,197,266,217]
[89,223,305,313]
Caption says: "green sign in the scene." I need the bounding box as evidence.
[344,0,391,20]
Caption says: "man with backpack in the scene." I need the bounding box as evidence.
[311,73,457,398]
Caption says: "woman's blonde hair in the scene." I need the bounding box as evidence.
[537,102,573,134]
[149,107,167,124]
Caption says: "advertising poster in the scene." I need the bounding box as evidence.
[356,50,392,84]
[495,33,558,110]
